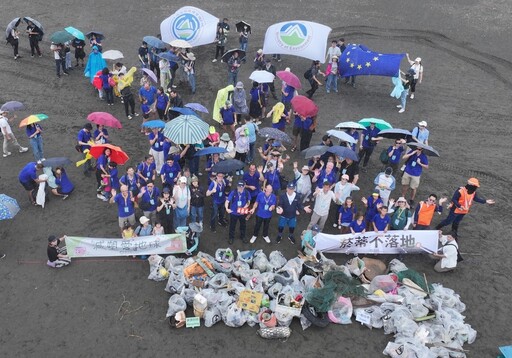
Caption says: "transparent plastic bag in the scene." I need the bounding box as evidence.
[215,248,234,263]
[269,251,287,271]
[209,273,229,290]
[164,271,186,294]
[237,249,257,265]
[232,260,251,278]
[204,306,222,327]
[166,294,187,318]
[224,303,247,327]
[328,296,353,324]
[253,251,271,272]
[268,282,283,299]
[369,275,397,293]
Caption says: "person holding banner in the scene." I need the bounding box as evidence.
[110,185,136,231]
[388,197,412,230]
[305,60,325,99]
[431,232,458,273]
[372,206,390,233]
[47,235,71,268]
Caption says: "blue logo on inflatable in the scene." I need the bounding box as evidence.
[172,13,200,41]
[279,22,308,47]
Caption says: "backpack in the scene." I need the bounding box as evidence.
[445,243,464,262]
[303,68,313,80]
[379,148,389,164]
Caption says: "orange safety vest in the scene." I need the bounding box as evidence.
[454,187,475,214]
[417,201,436,226]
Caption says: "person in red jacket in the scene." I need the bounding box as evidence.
[435,178,495,238]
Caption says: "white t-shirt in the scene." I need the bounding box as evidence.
[439,235,458,269]
[173,186,190,208]
[313,189,336,216]
[0,116,12,134]
[326,46,341,63]
[410,63,423,80]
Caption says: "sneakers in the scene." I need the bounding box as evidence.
[396,105,402,108]
[410,94,415,99]
[250,236,257,243]
[0,253,5,259]
[276,236,282,244]
[212,59,217,63]
[288,236,296,244]
[19,147,29,153]
[398,108,405,113]
[3,152,12,158]
[127,115,133,120]
[333,223,338,228]
[263,236,271,243]
[134,113,140,117]
[97,193,106,200]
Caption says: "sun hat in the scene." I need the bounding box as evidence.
[139,216,150,225]
[225,100,231,106]
[209,126,216,134]
[418,121,427,127]
[191,175,199,182]
[236,81,244,89]
[396,196,407,203]
[220,133,230,141]
[257,49,263,54]
[187,53,196,61]
[467,177,480,187]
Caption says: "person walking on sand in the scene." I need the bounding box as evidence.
[401,147,428,205]
[1,111,29,157]
[26,21,42,57]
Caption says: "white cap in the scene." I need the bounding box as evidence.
[139,216,150,225]
[418,121,427,127]
[179,176,187,184]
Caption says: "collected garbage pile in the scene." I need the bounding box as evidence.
[147,250,475,356]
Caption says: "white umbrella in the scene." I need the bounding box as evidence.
[326,130,357,144]
[102,50,124,60]
[249,70,275,84]
[335,121,366,130]
[169,39,192,48]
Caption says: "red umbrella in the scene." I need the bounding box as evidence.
[87,112,123,129]
[291,95,319,117]
[276,70,302,90]
[89,144,129,165]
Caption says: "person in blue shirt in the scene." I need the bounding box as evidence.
[359,123,381,169]
[140,97,152,121]
[349,213,366,234]
[109,185,136,232]
[373,206,390,232]
[299,116,315,151]
[120,166,140,197]
[93,124,109,144]
[243,164,261,205]
[225,181,251,244]
[160,155,181,190]
[137,180,160,225]
[263,162,281,194]
[95,147,111,191]
[18,162,46,205]
[220,100,236,135]
[26,123,44,162]
[313,161,337,189]
[244,117,258,163]
[77,123,93,175]
[249,82,264,121]
[51,167,74,200]
[401,147,429,204]
[108,162,120,192]
[249,184,276,244]
[386,139,405,173]
[137,155,156,186]
[345,128,360,151]
[338,197,357,234]
[99,67,114,105]
[206,172,228,232]
[155,87,168,120]
[362,191,383,230]
[148,128,165,173]
[138,82,157,106]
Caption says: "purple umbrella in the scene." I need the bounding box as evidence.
[185,103,209,114]
[1,101,25,112]
[170,107,198,117]
[141,68,158,83]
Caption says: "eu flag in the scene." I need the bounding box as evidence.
[339,44,405,77]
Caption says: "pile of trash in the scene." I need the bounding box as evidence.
[146,251,475,355]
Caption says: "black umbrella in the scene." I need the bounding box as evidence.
[235,21,251,33]
[211,159,245,174]
[23,17,44,33]
[301,145,329,159]
[5,18,21,39]
[42,157,73,168]
[86,31,105,40]
[221,48,246,63]
[406,142,440,157]
[378,128,413,140]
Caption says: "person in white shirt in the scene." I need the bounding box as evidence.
[374,167,396,206]
[0,111,28,157]
[325,40,341,63]
[293,162,312,203]
[308,181,338,230]
[406,53,423,99]
[431,232,458,272]
[411,121,429,145]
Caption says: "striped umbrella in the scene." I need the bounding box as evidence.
[163,115,209,145]
[19,113,48,127]
[0,194,20,220]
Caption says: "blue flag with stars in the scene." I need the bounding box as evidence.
[340,44,405,77]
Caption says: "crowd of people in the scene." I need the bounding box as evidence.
[3,18,494,273]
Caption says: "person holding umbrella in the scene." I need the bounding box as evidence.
[26,21,42,57]
[359,122,381,170]
[117,67,139,119]
[25,122,44,162]
[50,43,68,78]
[225,181,251,244]
[1,110,29,157]
[72,37,86,67]
[7,24,21,60]
[239,25,249,52]
[264,59,279,100]
[401,147,429,204]
[227,52,242,86]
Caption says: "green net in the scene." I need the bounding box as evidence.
[396,269,434,292]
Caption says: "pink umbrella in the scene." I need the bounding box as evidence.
[87,112,123,129]
[276,70,302,90]
[291,95,319,117]
[141,68,158,83]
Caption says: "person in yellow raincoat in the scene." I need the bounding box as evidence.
[212,84,234,123]
[117,67,139,119]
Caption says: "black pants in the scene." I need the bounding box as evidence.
[29,37,41,56]
[229,214,246,242]
[234,151,247,164]
[300,129,313,151]
[55,59,66,76]
[410,78,417,93]
[158,211,174,234]
[11,39,19,57]
[359,146,375,167]
[104,88,114,104]
[306,80,318,98]
[215,46,225,60]
[123,94,135,116]
[253,216,270,237]
[268,82,277,98]
[150,60,160,79]
[157,108,165,120]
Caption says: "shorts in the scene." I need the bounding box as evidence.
[401,172,421,189]
[20,180,37,191]
[292,125,301,137]
[278,216,296,228]
[119,214,136,228]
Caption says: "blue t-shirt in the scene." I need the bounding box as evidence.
[140,187,160,211]
[250,87,262,102]
[349,220,366,233]
[243,171,261,197]
[272,114,287,130]
[137,162,156,185]
[387,146,404,165]
[77,129,92,151]
[120,174,139,194]
[93,128,109,144]
[346,130,360,151]
[110,167,120,191]
[293,115,302,128]
[139,86,157,105]
[264,170,281,192]
[226,189,251,216]
[282,85,295,103]
[55,171,74,194]
[18,162,37,183]
[255,192,276,219]
[301,117,313,130]
[26,124,42,138]
[160,162,181,184]
[114,193,135,218]
[316,170,337,189]
[365,196,383,222]
[373,214,390,231]
[149,131,165,152]
[339,205,357,224]
[99,74,111,89]
[404,150,428,177]
[156,93,168,110]
[220,107,236,125]
[361,127,380,148]
[96,154,108,170]
[209,181,226,205]
[141,103,151,116]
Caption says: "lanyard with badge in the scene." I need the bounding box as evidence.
[394,208,405,226]
[263,194,272,211]
[123,194,130,213]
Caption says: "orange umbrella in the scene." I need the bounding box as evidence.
[89,143,129,165]
[19,113,48,127]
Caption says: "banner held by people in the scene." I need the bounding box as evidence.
[160,6,219,47]
[340,44,405,77]
[262,20,332,62]
[65,234,187,258]
[315,230,438,255]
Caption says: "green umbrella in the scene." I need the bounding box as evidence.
[65,26,85,41]
[358,118,393,130]
[50,30,74,44]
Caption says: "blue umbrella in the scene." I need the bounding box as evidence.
[194,147,227,157]
[170,107,199,117]
[211,159,245,174]
[86,31,104,40]
[185,103,209,114]
[378,128,413,140]
[163,115,209,145]
[0,194,20,220]
[143,36,167,49]
[258,127,292,143]
[327,146,359,161]
[142,120,166,129]
[157,52,180,62]
[41,157,73,168]
[1,101,24,112]
[301,145,329,159]
[65,26,85,41]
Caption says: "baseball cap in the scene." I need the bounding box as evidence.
[237,181,245,187]
[179,176,187,184]
[311,225,321,232]
[139,216,150,225]
[287,182,296,189]
[341,174,349,180]
[418,121,427,127]
[301,165,310,171]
